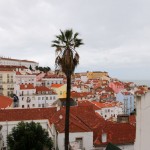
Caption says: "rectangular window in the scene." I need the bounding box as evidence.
[76,137,83,149]
[38,104,41,107]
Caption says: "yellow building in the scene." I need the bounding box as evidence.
[87,71,108,79]
[0,71,15,96]
[51,84,67,99]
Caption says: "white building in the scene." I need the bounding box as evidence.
[15,72,36,86]
[134,90,150,150]
[15,84,58,108]
[0,57,39,70]
[42,74,64,87]
[92,101,123,120]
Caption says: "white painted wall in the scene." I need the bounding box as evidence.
[96,106,123,120]
[58,132,93,150]
[15,75,36,86]
[134,91,150,150]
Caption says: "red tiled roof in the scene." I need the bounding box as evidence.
[129,115,136,126]
[51,84,63,88]
[16,71,22,75]
[36,86,50,92]
[20,84,35,90]
[50,108,91,133]
[0,65,27,69]
[78,100,100,110]
[94,123,135,146]
[0,96,13,109]
[122,92,132,95]
[71,91,92,98]
[92,101,120,108]
[0,108,57,122]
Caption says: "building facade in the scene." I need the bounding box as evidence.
[0,57,39,70]
[0,71,15,96]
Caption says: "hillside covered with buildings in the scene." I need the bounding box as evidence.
[0,57,149,150]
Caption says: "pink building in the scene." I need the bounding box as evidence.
[109,81,124,94]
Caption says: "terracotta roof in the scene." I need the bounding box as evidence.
[71,91,92,98]
[51,84,63,88]
[0,96,13,109]
[36,86,51,92]
[122,92,132,95]
[0,65,27,69]
[78,100,100,110]
[50,108,91,133]
[20,84,35,90]
[16,71,22,75]
[94,123,135,146]
[0,108,57,122]
[92,101,121,109]
[129,115,136,126]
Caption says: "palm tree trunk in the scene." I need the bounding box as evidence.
[65,74,71,150]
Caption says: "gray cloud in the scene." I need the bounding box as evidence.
[0,0,150,80]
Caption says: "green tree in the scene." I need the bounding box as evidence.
[35,66,39,70]
[29,65,33,71]
[52,29,83,150]
[7,121,53,150]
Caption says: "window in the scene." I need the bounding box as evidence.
[53,96,55,100]
[42,97,44,100]
[32,104,35,107]
[38,104,41,107]
[46,97,48,100]
[60,91,62,95]
[42,104,45,108]
[22,105,24,108]
[38,97,41,100]
[76,138,83,149]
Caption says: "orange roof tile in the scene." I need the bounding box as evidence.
[0,96,13,109]
[51,84,63,88]
[20,84,35,90]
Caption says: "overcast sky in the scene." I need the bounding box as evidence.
[0,0,149,80]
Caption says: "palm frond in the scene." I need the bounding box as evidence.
[65,29,73,42]
[60,30,66,42]
[52,40,60,44]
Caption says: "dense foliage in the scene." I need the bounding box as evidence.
[7,121,53,150]
[36,66,51,72]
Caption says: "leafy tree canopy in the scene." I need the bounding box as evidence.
[7,121,53,150]
[36,66,51,73]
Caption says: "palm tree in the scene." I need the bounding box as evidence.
[52,29,83,150]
